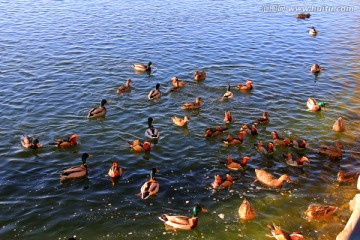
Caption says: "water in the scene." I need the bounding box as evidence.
[0,0,359,239]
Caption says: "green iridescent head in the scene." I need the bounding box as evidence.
[101,99,108,107]
[193,205,207,217]
[148,62,152,67]
[317,102,325,108]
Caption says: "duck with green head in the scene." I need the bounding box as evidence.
[21,135,41,149]
[133,61,152,72]
[138,168,160,199]
[60,153,92,182]
[145,117,160,140]
[306,97,325,111]
[87,99,109,118]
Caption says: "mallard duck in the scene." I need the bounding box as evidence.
[253,111,269,125]
[223,134,243,145]
[254,169,293,187]
[212,174,235,190]
[255,141,276,154]
[220,85,233,101]
[148,83,161,102]
[223,111,234,123]
[267,224,305,240]
[310,64,322,73]
[87,99,109,118]
[159,205,207,231]
[224,156,251,171]
[284,153,310,167]
[237,80,253,90]
[108,161,122,178]
[272,131,291,146]
[317,142,343,159]
[238,199,256,221]
[21,135,41,149]
[309,27,318,36]
[60,153,92,182]
[333,117,346,132]
[172,76,185,87]
[128,139,151,152]
[306,97,325,111]
[116,79,132,94]
[337,171,360,184]
[292,138,307,149]
[138,168,160,199]
[133,61,152,72]
[145,117,160,140]
[49,134,79,148]
[194,70,206,81]
[171,115,190,127]
[204,126,228,137]
[181,97,202,110]
[304,205,338,221]
[296,13,311,19]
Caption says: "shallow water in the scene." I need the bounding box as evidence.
[0,0,359,239]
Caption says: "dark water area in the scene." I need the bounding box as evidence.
[0,0,359,239]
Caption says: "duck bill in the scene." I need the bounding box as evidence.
[201,208,208,212]
[88,154,93,157]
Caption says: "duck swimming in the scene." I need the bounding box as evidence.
[254,169,293,188]
[333,117,346,132]
[148,83,161,102]
[171,115,190,127]
[306,97,325,111]
[138,168,160,199]
[223,111,234,123]
[145,117,160,140]
[223,134,243,145]
[271,131,291,146]
[237,80,253,90]
[133,61,152,72]
[267,224,305,240]
[253,111,269,125]
[220,85,233,101]
[238,199,256,221]
[128,139,151,152]
[310,64,322,74]
[309,26,318,36]
[60,153,92,182]
[337,171,360,184]
[49,134,79,148]
[304,204,338,221]
[292,138,307,149]
[194,70,206,81]
[317,142,343,159]
[172,76,185,87]
[205,126,228,137]
[158,205,207,232]
[21,135,41,149]
[255,141,276,155]
[284,153,310,168]
[212,174,235,190]
[87,99,109,118]
[296,13,311,19]
[181,97,202,110]
[224,156,251,171]
[108,161,122,178]
[116,79,132,94]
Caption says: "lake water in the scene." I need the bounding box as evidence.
[0,0,359,239]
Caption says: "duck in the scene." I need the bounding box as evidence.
[116,79,132,94]
[60,153,92,182]
[172,76,185,87]
[255,141,276,154]
[133,61,152,72]
[237,80,253,90]
[223,134,243,145]
[272,131,291,146]
[108,161,122,178]
[240,124,251,135]
[296,13,311,19]
[254,169,293,187]
[333,117,346,132]
[87,99,109,118]
[224,156,251,171]
[204,126,228,137]
[310,64,322,74]
[138,168,160,199]
[309,26,318,36]
[223,111,234,123]
[292,138,307,149]
[21,135,41,149]
[306,97,325,111]
[284,153,310,168]
[253,111,269,125]
[220,85,233,101]
[128,139,151,152]
[238,199,256,221]
[337,171,360,184]
[194,70,206,81]
[148,83,161,102]
[267,224,305,240]
[171,115,190,127]
[212,174,236,190]
[158,205,207,231]
[145,117,160,140]
[304,204,338,221]
[317,142,343,159]
[181,97,202,110]
[49,134,79,148]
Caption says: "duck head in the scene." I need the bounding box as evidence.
[155,83,160,90]
[147,117,154,127]
[82,153,92,164]
[193,205,208,217]
[101,99,109,107]
[150,168,159,180]
[280,174,293,183]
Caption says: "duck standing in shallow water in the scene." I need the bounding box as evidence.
[238,199,256,221]
[223,111,234,123]
[309,26,318,36]
[138,168,160,199]
[49,134,79,148]
[133,61,152,72]
[253,111,269,125]
[148,83,161,102]
[194,70,206,81]
[304,205,338,221]
[310,64,322,74]
[237,80,253,90]
[158,205,207,232]
[306,97,325,111]
[88,99,109,118]
[272,131,291,146]
[171,115,190,127]
[284,153,310,167]
[220,85,233,101]
[60,153,92,182]
[333,117,346,132]
[254,169,293,187]
[145,117,160,140]
[181,97,202,110]
[116,79,132,94]
[21,136,41,149]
